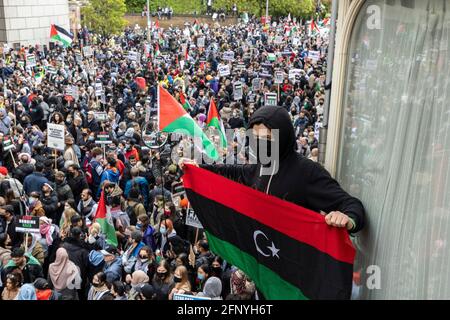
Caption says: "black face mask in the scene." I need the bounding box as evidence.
[157,272,167,279]
[92,282,101,288]
[212,267,222,276]
[251,137,272,164]
[173,276,182,283]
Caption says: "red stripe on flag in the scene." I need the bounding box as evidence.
[182,165,356,264]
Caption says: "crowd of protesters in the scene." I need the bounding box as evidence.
[0,14,329,300]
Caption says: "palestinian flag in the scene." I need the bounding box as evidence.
[289,26,298,37]
[321,18,330,26]
[93,190,118,247]
[50,24,73,47]
[179,92,191,111]
[310,20,320,34]
[158,86,218,160]
[184,45,189,61]
[206,98,227,147]
[193,19,200,32]
[155,43,161,57]
[183,165,356,300]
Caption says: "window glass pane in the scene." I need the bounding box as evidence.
[338,0,450,299]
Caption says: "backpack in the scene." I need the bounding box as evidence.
[126,203,139,226]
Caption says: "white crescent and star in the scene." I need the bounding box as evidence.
[253,230,280,259]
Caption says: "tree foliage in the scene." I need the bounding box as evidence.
[82,0,128,36]
[213,0,316,18]
[124,0,317,17]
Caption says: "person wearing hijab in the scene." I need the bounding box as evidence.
[48,247,82,300]
[229,268,256,300]
[15,283,37,300]
[126,270,150,300]
[197,276,223,300]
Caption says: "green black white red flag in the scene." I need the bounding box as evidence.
[93,190,118,247]
[182,165,355,300]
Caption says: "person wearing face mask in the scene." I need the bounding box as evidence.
[168,265,192,299]
[133,246,157,280]
[157,219,177,258]
[87,271,114,300]
[136,214,155,252]
[66,164,89,205]
[151,259,174,300]
[88,148,104,199]
[54,171,74,223]
[121,230,145,274]
[227,108,245,129]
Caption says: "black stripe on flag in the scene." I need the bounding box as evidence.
[54,25,73,39]
[186,189,354,300]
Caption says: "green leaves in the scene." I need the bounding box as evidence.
[81,0,128,36]
[124,0,318,17]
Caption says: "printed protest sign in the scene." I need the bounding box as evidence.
[16,216,41,233]
[185,208,203,229]
[26,54,36,67]
[47,123,65,151]
[218,64,231,77]
[233,82,243,101]
[264,92,278,107]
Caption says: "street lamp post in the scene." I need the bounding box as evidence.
[147,0,151,42]
[265,0,269,25]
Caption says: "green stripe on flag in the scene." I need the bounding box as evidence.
[205,231,308,300]
[207,117,227,147]
[97,218,118,247]
[162,115,218,160]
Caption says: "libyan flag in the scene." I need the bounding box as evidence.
[93,190,118,247]
[50,24,73,47]
[182,165,356,300]
[158,86,218,160]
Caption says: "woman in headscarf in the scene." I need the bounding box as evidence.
[197,276,223,300]
[126,270,150,300]
[48,247,82,300]
[15,283,37,300]
[20,233,45,265]
[39,216,60,277]
[229,268,256,300]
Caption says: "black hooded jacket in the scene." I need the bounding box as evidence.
[200,106,365,233]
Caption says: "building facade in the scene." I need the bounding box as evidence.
[326,0,450,299]
[0,0,70,47]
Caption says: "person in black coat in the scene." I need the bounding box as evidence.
[40,183,59,221]
[60,227,90,300]
[183,106,366,233]
[13,154,35,183]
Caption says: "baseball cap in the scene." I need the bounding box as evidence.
[100,245,117,256]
